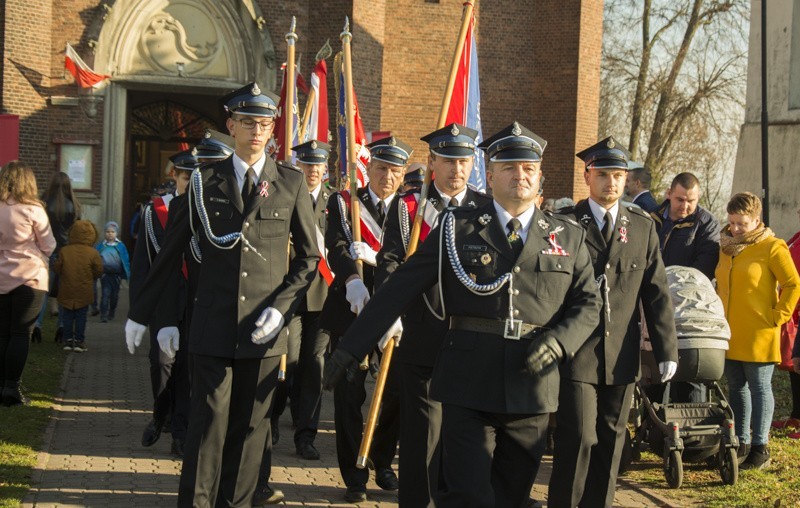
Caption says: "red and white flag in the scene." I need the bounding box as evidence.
[64,43,110,89]
[305,59,330,144]
[275,63,309,161]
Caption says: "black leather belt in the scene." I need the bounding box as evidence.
[449,316,547,340]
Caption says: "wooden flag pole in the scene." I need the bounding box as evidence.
[298,87,316,143]
[356,1,475,470]
[340,17,363,280]
[284,16,298,161]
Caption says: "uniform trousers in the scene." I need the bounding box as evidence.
[332,333,401,488]
[437,404,548,508]
[271,311,325,445]
[178,353,279,508]
[549,380,635,508]
[398,362,442,508]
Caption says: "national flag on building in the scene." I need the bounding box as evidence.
[64,43,111,89]
[334,52,370,188]
[445,14,485,192]
[274,63,309,162]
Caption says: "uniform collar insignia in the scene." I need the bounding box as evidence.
[467,200,476,207]
[478,213,492,225]
[429,197,439,207]
[620,214,629,225]
[580,214,592,225]
[538,219,550,230]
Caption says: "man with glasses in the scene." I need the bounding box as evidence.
[319,136,411,503]
[125,82,319,507]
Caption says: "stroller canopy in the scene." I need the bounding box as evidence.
[666,266,730,350]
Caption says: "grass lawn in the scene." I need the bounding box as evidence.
[0,314,67,508]
[622,372,800,507]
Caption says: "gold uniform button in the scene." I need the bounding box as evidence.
[605,331,610,337]
[606,263,611,270]
[244,222,250,228]
[513,289,520,296]
[214,211,220,217]
[513,266,521,273]
[513,309,520,316]
[556,263,562,269]
[239,296,246,302]
[273,212,279,217]
[243,247,250,253]
[632,263,637,268]
[241,272,248,278]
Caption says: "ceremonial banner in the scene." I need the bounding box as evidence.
[334,52,370,188]
[306,59,330,143]
[444,14,485,192]
[64,43,110,89]
[275,64,309,161]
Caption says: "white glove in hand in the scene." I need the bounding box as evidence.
[378,318,403,351]
[251,307,285,345]
[156,326,180,359]
[345,278,371,314]
[349,241,378,266]
[125,319,147,355]
[659,360,678,383]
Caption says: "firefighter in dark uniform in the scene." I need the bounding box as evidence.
[324,122,601,508]
[376,123,492,507]
[129,150,200,457]
[319,136,411,503]
[124,82,320,507]
[548,137,678,508]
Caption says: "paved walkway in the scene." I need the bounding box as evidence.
[23,288,674,507]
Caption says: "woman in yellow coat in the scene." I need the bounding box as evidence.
[716,192,800,470]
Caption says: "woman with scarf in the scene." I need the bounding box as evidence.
[716,192,800,470]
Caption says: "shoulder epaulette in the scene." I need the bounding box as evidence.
[276,160,301,173]
[545,210,580,228]
[625,204,653,220]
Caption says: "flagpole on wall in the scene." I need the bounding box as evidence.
[355,1,475,470]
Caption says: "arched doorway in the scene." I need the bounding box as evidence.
[88,0,277,229]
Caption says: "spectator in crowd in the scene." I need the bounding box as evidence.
[403,163,425,193]
[716,192,800,469]
[625,165,659,212]
[55,220,103,352]
[773,206,800,435]
[32,171,81,343]
[0,162,56,405]
[651,172,721,282]
[96,221,130,322]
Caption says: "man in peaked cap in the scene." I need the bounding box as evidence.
[403,162,426,193]
[129,149,200,458]
[549,137,678,508]
[125,82,319,507]
[318,135,410,502]
[323,121,600,507]
[374,122,492,507]
[193,129,235,162]
[266,140,333,460]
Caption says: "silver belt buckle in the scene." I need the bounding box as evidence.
[504,318,522,340]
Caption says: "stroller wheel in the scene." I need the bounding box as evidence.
[664,450,683,489]
[719,447,738,485]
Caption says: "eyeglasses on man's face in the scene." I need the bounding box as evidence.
[236,118,275,131]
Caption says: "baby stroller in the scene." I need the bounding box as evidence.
[630,266,738,488]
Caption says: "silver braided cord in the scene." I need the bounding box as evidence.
[442,211,511,295]
[189,234,203,263]
[144,205,161,259]
[336,193,353,245]
[399,197,411,252]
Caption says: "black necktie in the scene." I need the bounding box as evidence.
[449,197,458,208]
[507,218,524,257]
[377,201,386,223]
[601,211,614,244]
[310,193,316,208]
[242,167,256,204]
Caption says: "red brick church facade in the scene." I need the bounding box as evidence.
[1,0,602,228]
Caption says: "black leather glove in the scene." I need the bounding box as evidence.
[322,348,359,391]
[525,335,564,376]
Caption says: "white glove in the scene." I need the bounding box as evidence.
[348,241,378,266]
[125,319,147,355]
[378,318,403,351]
[251,307,285,345]
[659,361,678,383]
[156,326,180,359]
[345,278,371,314]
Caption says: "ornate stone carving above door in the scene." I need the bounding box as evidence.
[139,10,221,76]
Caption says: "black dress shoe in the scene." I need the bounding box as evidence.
[2,385,30,406]
[296,442,320,460]
[271,419,279,445]
[171,438,185,458]
[141,418,164,447]
[344,486,367,503]
[31,327,42,343]
[252,485,284,505]
[375,467,399,491]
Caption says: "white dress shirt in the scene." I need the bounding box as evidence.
[493,201,536,243]
[232,152,267,192]
[587,198,620,231]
